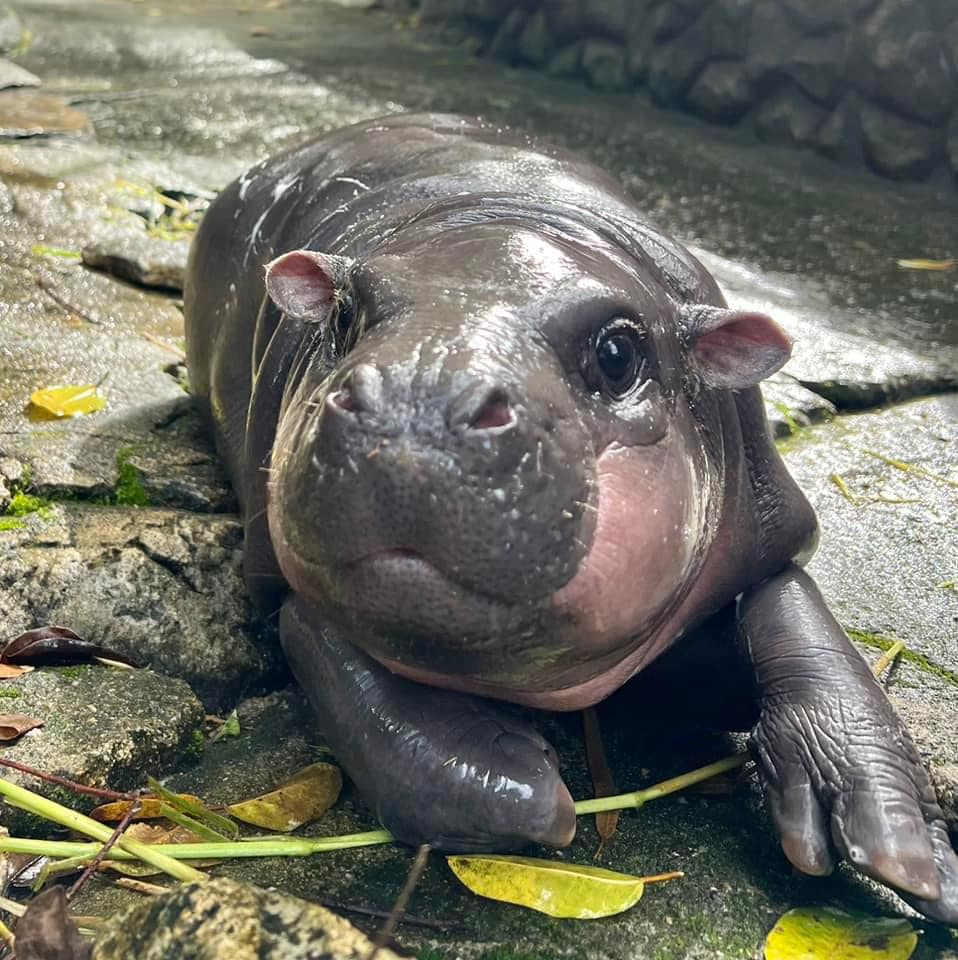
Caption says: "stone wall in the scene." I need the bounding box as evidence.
[410,0,958,186]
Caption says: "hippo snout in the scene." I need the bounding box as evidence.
[267,347,596,674]
[328,362,517,437]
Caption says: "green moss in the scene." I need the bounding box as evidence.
[187,728,206,758]
[0,517,25,532]
[6,491,51,519]
[114,448,149,507]
[848,628,958,688]
[53,666,86,680]
[0,687,21,699]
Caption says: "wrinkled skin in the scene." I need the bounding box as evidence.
[184,113,958,923]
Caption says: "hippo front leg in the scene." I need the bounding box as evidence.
[740,565,958,923]
[280,594,576,852]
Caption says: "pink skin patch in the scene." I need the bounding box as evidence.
[551,436,706,653]
[373,431,712,711]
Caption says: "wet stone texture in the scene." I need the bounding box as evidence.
[0,1,954,958]
[0,665,204,835]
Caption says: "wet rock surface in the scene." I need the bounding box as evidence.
[0,1,954,958]
[0,665,204,835]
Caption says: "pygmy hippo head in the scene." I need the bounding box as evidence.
[264,215,790,709]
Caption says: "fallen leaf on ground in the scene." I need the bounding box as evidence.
[29,384,106,418]
[13,887,92,960]
[91,795,204,823]
[228,762,342,832]
[895,258,956,271]
[447,854,681,919]
[1,626,139,667]
[764,906,917,960]
[102,823,220,877]
[0,663,32,678]
[0,714,42,740]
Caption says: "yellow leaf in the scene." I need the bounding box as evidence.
[227,762,342,832]
[895,258,956,271]
[764,907,918,960]
[90,795,204,823]
[447,854,667,919]
[29,384,106,418]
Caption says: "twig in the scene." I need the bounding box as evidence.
[66,798,141,901]
[0,759,136,801]
[582,706,618,859]
[33,273,101,325]
[366,843,431,960]
[871,640,905,680]
[313,897,460,933]
[114,878,169,897]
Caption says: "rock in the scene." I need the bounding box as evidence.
[746,0,801,85]
[581,39,628,92]
[82,233,191,292]
[783,395,958,678]
[0,9,23,55]
[812,93,863,164]
[541,0,581,44]
[686,61,753,124]
[700,0,752,60]
[753,84,826,147]
[762,373,836,440]
[0,665,204,835]
[92,878,403,960]
[948,113,958,179]
[0,476,9,512]
[693,245,958,410]
[580,0,634,39]
[546,42,582,78]
[486,8,526,63]
[648,20,710,104]
[0,503,281,709]
[650,1,696,44]
[859,101,942,180]
[417,0,467,21]
[855,0,954,124]
[516,9,552,67]
[0,58,40,90]
[782,0,846,34]
[0,90,91,138]
[468,0,514,30]
[786,32,846,105]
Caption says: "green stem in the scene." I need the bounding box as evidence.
[0,778,204,882]
[0,830,396,861]
[573,753,749,816]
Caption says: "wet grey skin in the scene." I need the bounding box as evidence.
[184,113,958,923]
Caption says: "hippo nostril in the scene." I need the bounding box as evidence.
[329,363,383,416]
[467,389,515,432]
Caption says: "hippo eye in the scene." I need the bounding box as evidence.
[594,319,645,398]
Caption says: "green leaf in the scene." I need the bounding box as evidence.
[447,854,671,919]
[764,907,918,960]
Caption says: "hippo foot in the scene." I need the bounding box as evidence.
[753,694,958,924]
[740,565,958,924]
[279,594,576,852]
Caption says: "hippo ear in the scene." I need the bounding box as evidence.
[681,305,792,389]
[264,250,353,322]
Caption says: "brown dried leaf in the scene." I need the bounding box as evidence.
[0,662,31,678]
[13,887,92,960]
[0,713,43,740]
[101,823,220,876]
[1,626,139,667]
